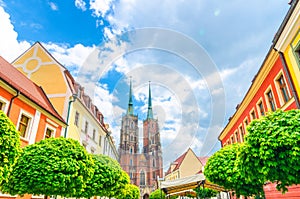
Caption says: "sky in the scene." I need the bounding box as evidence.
[0,0,291,170]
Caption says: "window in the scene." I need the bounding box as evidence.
[140,171,145,186]
[235,131,239,143]
[250,110,256,120]
[130,159,133,166]
[92,129,96,140]
[277,75,290,104]
[244,118,248,126]
[230,136,234,144]
[99,135,102,146]
[257,101,265,117]
[266,90,276,111]
[239,125,244,142]
[130,171,133,179]
[74,111,79,126]
[45,128,54,139]
[0,97,8,112]
[153,171,156,179]
[84,121,88,134]
[0,101,4,111]
[18,114,31,138]
[130,147,133,154]
[153,159,155,167]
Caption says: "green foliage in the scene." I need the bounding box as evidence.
[79,154,129,198]
[150,189,165,199]
[1,137,94,197]
[119,183,140,199]
[242,109,300,193]
[0,111,21,187]
[204,143,264,197]
[98,155,130,198]
[194,186,218,199]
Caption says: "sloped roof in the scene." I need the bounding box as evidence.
[0,56,65,124]
[165,149,188,175]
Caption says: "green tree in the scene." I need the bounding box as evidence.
[241,109,300,193]
[194,186,218,199]
[119,183,140,199]
[204,143,264,197]
[99,155,130,198]
[150,189,165,199]
[0,111,21,187]
[1,137,94,197]
[79,154,129,198]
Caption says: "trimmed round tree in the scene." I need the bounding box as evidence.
[92,155,129,198]
[150,189,165,199]
[80,154,129,198]
[1,137,94,197]
[204,143,264,197]
[119,183,140,199]
[0,111,21,187]
[241,109,300,192]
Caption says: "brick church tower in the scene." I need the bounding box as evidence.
[119,80,163,199]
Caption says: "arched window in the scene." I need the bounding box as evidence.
[153,159,155,167]
[130,159,133,166]
[140,170,145,185]
[130,147,133,154]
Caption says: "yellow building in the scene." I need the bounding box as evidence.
[12,42,118,159]
[164,148,204,181]
[273,0,300,107]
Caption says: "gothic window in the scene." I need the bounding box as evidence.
[130,159,133,166]
[130,147,133,154]
[140,171,145,186]
[130,171,133,179]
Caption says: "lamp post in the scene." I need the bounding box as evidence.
[64,94,77,138]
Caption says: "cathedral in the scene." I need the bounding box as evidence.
[118,80,163,199]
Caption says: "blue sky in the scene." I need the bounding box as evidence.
[0,0,291,170]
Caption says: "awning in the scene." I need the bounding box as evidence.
[160,174,225,195]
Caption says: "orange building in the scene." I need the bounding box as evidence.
[0,56,66,147]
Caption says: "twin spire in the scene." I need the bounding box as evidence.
[127,78,153,120]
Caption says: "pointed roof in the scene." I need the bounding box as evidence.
[0,56,65,124]
[127,77,134,115]
[146,81,153,119]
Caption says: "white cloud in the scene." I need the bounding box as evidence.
[0,6,30,62]
[49,2,58,11]
[89,0,114,17]
[42,42,95,69]
[75,0,87,11]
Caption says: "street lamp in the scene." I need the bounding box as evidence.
[64,94,77,138]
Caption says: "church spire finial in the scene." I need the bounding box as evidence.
[147,81,153,119]
[127,77,134,115]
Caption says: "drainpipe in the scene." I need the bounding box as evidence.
[64,94,77,138]
[279,51,300,108]
[7,90,20,117]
